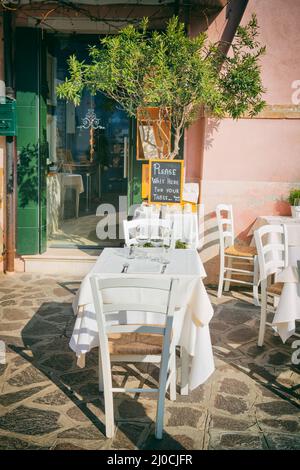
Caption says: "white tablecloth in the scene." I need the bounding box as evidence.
[61,174,84,194]
[47,173,84,235]
[70,248,215,390]
[134,203,202,249]
[273,266,300,342]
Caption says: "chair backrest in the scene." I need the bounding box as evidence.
[216,204,235,253]
[90,276,178,387]
[254,224,288,281]
[123,218,173,246]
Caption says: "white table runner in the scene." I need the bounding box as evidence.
[70,248,215,390]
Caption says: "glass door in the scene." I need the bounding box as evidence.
[46,34,129,247]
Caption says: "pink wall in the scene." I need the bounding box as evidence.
[243,0,300,105]
[186,0,300,283]
[203,118,300,183]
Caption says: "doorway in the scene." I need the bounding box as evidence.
[46,34,129,248]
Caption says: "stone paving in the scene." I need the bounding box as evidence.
[0,273,299,450]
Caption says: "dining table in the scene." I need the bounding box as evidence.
[70,247,215,393]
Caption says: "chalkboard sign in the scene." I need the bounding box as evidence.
[149,159,183,204]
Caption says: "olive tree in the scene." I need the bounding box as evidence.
[57,15,266,159]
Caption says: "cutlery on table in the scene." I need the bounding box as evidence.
[122,263,129,273]
[161,263,167,274]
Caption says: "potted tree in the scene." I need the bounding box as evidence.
[57,15,266,160]
[288,188,300,218]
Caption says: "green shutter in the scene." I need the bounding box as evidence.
[15,28,47,255]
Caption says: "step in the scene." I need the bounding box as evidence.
[21,248,102,275]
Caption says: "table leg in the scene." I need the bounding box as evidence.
[180,347,189,395]
[61,187,65,220]
[85,173,91,212]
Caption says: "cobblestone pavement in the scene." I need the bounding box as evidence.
[0,273,299,450]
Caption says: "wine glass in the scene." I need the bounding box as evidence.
[135,224,149,247]
[160,225,171,264]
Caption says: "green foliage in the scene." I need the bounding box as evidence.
[288,188,300,205]
[175,240,188,249]
[57,15,266,158]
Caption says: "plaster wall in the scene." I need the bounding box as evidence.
[186,0,300,283]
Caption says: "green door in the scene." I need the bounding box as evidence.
[15,27,48,255]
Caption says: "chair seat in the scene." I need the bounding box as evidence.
[108,332,163,355]
[225,245,257,258]
[267,282,284,296]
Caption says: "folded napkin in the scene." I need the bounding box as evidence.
[126,260,162,274]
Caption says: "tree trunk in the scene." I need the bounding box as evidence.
[168,127,181,159]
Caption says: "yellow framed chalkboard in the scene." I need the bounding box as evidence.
[149,159,184,205]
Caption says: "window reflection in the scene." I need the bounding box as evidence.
[46,34,129,247]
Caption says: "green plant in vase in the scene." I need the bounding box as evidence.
[288,188,300,218]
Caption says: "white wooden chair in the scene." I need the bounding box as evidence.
[123,218,174,247]
[254,224,288,346]
[216,204,260,305]
[90,276,179,439]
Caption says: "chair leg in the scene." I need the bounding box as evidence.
[258,280,267,347]
[155,325,173,439]
[253,255,260,307]
[76,191,80,218]
[180,347,189,396]
[224,256,232,292]
[98,349,104,392]
[99,349,115,438]
[169,352,177,401]
[155,382,168,439]
[103,386,115,438]
[217,252,225,298]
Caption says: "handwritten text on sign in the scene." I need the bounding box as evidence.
[149,160,183,204]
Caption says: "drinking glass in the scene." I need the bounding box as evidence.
[160,226,171,264]
[135,224,149,247]
[160,225,171,248]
